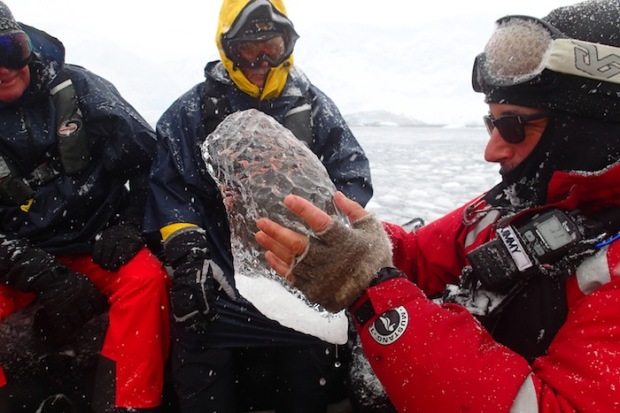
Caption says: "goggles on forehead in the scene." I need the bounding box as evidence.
[228,34,287,68]
[0,31,32,70]
[472,15,620,92]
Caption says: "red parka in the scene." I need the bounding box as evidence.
[351,162,620,412]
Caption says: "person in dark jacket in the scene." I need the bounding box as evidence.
[144,0,372,411]
[255,1,620,412]
[0,2,170,412]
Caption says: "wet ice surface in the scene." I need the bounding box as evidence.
[203,109,348,344]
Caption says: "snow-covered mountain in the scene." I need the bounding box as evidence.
[344,110,429,127]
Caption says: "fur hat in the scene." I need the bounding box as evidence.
[473,0,620,121]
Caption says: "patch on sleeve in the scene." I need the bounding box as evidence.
[369,306,409,345]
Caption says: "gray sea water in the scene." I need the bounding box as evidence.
[353,126,500,225]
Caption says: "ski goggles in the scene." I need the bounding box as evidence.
[227,34,287,68]
[0,31,32,70]
[472,15,620,92]
[483,111,548,144]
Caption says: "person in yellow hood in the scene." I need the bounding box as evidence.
[216,0,298,100]
[144,0,373,412]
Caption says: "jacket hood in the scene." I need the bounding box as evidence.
[22,23,64,69]
[215,0,295,100]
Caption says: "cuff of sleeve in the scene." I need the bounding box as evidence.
[160,223,199,241]
[350,268,417,327]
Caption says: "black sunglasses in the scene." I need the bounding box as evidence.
[483,111,548,144]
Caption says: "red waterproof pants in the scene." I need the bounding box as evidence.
[0,248,170,409]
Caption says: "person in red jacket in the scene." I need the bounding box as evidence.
[255,1,620,411]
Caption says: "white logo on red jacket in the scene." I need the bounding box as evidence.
[369,306,408,345]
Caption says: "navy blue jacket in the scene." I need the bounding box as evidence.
[0,24,157,255]
[145,61,372,346]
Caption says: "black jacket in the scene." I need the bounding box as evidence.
[0,24,157,255]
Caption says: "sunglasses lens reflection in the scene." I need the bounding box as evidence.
[0,32,32,69]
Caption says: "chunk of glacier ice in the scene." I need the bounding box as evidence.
[202,109,347,344]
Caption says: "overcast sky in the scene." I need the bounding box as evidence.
[9,0,574,125]
[10,1,574,32]
[10,0,574,55]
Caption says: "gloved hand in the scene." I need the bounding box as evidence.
[1,247,108,347]
[92,223,144,271]
[164,228,236,332]
[290,214,393,312]
[170,259,224,331]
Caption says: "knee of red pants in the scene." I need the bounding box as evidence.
[60,248,170,300]
[74,247,171,350]
[109,248,170,304]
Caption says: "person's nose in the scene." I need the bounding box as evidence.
[257,59,271,68]
[484,129,513,163]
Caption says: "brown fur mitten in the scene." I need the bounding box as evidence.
[290,214,393,312]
